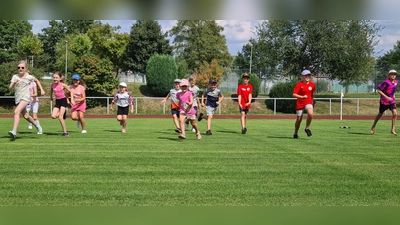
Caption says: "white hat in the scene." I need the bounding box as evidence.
[388,70,397,75]
[174,79,181,83]
[301,70,311,76]
[119,82,127,87]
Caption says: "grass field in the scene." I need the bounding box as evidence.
[1,117,400,206]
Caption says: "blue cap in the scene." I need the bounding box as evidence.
[209,79,217,84]
[72,74,81,80]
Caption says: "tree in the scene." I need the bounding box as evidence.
[123,20,172,74]
[146,54,178,96]
[0,20,33,63]
[17,35,43,68]
[192,59,224,88]
[169,20,233,72]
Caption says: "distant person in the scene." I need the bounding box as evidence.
[161,79,182,133]
[198,79,224,135]
[237,73,253,134]
[370,69,398,136]
[26,78,40,130]
[292,70,316,139]
[50,72,74,137]
[8,60,45,139]
[177,79,201,140]
[68,74,87,134]
[110,82,134,133]
[185,76,200,132]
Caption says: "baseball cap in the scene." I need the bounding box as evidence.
[174,79,181,83]
[180,79,189,87]
[242,73,250,78]
[72,74,81,80]
[119,82,127,87]
[209,79,217,84]
[388,69,397,75]
[301,70,311,76]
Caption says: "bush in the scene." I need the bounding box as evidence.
[267,81,297,114]
[237,73,261,98]
[316,79,329,93]
[146,54,178,97]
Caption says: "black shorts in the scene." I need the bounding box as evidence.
[239,108,249,115]
[379,103,396,113]
[55,98,68,109]
[117,106,129,115]
[171,108,180,117]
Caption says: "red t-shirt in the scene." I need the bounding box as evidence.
[237,83,253,109]
[293,81,315,110]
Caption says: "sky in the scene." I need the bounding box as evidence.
[29,20,400,57]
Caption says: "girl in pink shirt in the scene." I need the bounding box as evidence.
[176,79,201,140]
[50,72,74,137]
[68,74,87,134]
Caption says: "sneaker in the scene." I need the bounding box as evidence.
[122,129,126,133]
[61,132,69,137]
[192,128,196,132]
[184,122,189,131]
[36,122,43,134]
[242,127,247,134]
[293,134,298,139]
[304,128,312,137]
[178,134,186,139]
[198,113,204,122]
[206,130,212,135]
[8,130,16,139]
[77,121,81,128]
[28,123,32,130]
[175,128,182,133]
[196,133,202,140]
[81,130,87,134]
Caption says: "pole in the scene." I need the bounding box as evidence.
[249,45,253,74]
[65,40,68,80]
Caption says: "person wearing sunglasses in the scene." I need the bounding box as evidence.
[8,60,45,140]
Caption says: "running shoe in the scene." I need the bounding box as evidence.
[8,130,16,139]
[304,128,312,137]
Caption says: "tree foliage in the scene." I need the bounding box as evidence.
[169,20,233,72]
[0,20,33,63]
[376,40,400,79]
[146,54,178,96]
[192,59,224,88]
[122,20,171,74]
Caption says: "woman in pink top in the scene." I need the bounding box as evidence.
[67,74,87,134]
[176,79,201,140]
[50,72,74,137]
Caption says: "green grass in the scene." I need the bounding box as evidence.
[1,117,400,206]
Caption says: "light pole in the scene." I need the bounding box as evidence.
[65,40,68,80]
[249,44,253,74]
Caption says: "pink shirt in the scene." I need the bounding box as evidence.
[52,82,66,99]
[177,90,195,115]
[29,82,39,103]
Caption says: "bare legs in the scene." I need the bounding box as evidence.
[371,109,397,135]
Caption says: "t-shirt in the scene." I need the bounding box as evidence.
[169,88,182,109]
[203,88,222,108]
[11,74,35,104]
[189,85,200,107]
[378,79,398,105]
[177,90,196,115]
[112,91,134,107]
[29,82,39,104]
[293,81,315,110]
[237,83,253,109]
[69,84,86,103]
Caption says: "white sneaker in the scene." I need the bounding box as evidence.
[28,123,32,130]
[8,130,16,139]
[81,130,87,134]
[192,128,196,132]
[77,121,81,128]
[35,121,43,134]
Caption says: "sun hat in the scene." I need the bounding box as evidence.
[72,74,81,80]
[209,79,217,84]
[180,79,189,87]
[301,70,311,76]
[119,82,127,87]
[174,79,181,83]
[388,69,397,75]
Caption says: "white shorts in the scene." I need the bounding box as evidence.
[296,104,313,116]
[206,106,217,116]
[26,101,39,113]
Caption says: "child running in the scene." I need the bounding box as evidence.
[161,79,182,133]
[237,73,253,134]
[8,60,45,139]
[68,74,87,134]
[177,79,201,140]
[198,79,224,135]
[50,72,74,137]
[26,77,40,130]
[185,76,201,132]
[110,82,134,133]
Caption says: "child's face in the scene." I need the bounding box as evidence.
[189,79,196,86]
[17,63,26,75]
[72,79,80,86]
[53,74,62,83]
[174,82,180,89]
[209,83,217,90]
[389,73,397,81]
[119,86,127,91]
[301,75,311,82]
[242,77,250,84]
[181,85,188,92]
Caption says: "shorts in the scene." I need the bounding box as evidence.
[55,98,68,109]
[239,107,249,115]
[379,103,396,113]
[117,106,129,115]
[171,108,180,117]
[26,101,39,113]
[206,106,217,116]
[296,104,313,116]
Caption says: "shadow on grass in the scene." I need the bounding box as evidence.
[103,129,124,133]
[348,132,371,135]
[157,137,181,141]
[218,130,239,134]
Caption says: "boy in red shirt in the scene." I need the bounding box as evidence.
[292,70,316,139]
[237,73,253,134]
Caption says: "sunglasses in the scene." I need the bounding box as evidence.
[18,67,25,69]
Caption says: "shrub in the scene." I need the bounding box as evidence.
[267,81,297,113]
[146,54,178,97]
